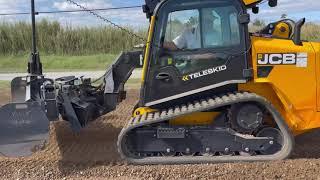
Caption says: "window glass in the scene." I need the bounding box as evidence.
[165,10,200,50]
[230,12,241,45]
[201,6,240,48]
[201,9,222,47]
[161,5,241,75]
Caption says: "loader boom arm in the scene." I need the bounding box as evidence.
[103,51,143,111]
[55,50,143,131]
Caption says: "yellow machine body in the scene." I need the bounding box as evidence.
[137,0,320,136]
[239,37,320,135]
[166,37,320,135]
[170,112,219,125]
[139,24,320,135]
[242,0,262,6]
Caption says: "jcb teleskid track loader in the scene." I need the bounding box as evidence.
[0,0,319,164]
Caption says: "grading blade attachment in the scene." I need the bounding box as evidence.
[0,102,49,157]
[0,0,55,157]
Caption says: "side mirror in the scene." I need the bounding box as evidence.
[239,14,250,24]
[269,0,278,7]
[293,18,306,46]
[252,6,259,14]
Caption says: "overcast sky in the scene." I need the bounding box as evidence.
[0,0,319,27]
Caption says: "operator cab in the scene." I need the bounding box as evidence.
[142,0,251,107]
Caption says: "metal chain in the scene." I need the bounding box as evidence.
[66,0,147,42]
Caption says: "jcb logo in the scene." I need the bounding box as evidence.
[257,53,296,65]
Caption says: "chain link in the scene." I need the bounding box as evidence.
[66,0,147,42]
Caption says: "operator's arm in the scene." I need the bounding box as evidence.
[163,29,188,51]
[163,41,178,51]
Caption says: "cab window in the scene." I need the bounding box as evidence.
[165,10,200,50]
[158,5,241,75]
[164,6,240,50]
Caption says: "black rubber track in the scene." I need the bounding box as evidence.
[117,92,294,165]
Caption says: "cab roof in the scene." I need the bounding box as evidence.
[143,0,272,19]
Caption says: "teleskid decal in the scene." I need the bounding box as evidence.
[182,65,227,81]
[257,53,308,67]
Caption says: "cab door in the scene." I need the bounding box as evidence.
[143,0,249,107]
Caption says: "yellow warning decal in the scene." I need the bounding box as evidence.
[182,75,189,81]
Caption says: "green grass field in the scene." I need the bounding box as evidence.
[0,53,117,73]
[0,80,9,89]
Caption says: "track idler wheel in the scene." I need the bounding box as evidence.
[229,103,264,134]
[256,127,284,155]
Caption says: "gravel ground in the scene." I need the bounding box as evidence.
[1,89,320,179]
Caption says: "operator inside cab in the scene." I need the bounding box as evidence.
[164,9,221,51]
[157,4,241,75]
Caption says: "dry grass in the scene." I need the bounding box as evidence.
[302,22,320,42]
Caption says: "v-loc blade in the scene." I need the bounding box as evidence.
[0,102,49,157]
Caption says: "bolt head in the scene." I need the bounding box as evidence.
[166,148,171,153]
[269,141,274,145]
[205,148,210,152]
[225,148,229,152]
[245,147,250,152]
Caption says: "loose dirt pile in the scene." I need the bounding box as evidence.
[0,89,320,179]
